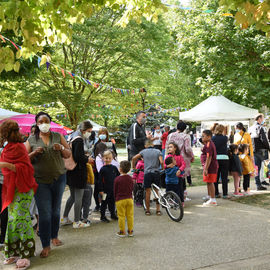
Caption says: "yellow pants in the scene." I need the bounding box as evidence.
[115,198,134,233]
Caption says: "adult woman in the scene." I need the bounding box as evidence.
[0,120,38,269]
[212,124,229,198]
[62,121,93,228]
[234,122,254,158]
[25,112,70,258]
[93,127,117,157]
[166,121,194,189]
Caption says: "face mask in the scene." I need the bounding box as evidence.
[38,123,51,133]
[156,129,160,132]
[83,132,91,139]
[99,134,107,141]
[261,121,265,125]
[235,129,240,133]
[141,118,146,125]
[3,142,8,147]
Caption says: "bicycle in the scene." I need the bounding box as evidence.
[143,183,184,222]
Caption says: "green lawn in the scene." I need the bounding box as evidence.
[190,157,204,186]
[233,193,270,210]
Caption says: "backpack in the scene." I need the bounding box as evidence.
[63,136,82,171]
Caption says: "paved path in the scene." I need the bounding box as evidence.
[2,181,270,270]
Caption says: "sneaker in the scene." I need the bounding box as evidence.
[111,215,118,221]
[233,192,244,197]
[222,195,231,199]
[128,230,134,237]
[82,219,91,225]
[61,217,73,226]
[93,207,100,212]
[136,202,142,207]
[202,200,217,207]
[73,221,90,229]
[202,195,210,201]
[262,181,270,186]
[257,186,267,191]
[184,197,191,202]
[116,231,126,238]
[215,194,221,198]
[100,217,110,223]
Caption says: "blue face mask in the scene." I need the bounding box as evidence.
[99,134,107,141]
[261,121,265,125]
[3,142,8,147]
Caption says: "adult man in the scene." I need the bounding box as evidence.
[249,114,270,190]
[127,111,151,161]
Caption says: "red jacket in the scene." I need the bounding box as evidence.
[1,143,38,211]
[161,132,169,150]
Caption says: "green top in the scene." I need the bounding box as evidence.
[28,132,66,184]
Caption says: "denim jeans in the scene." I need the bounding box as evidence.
[254,152,265,187]
[35,174,66,248]
[82,184,93,220]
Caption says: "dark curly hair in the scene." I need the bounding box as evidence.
[177,120,187,132]
[0,120,23,147]
[34,111,52,140]
[167,142,180,155]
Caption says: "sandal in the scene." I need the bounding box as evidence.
[156,211,162,216]
[145,211,151,216]
[40,247,51,258]
[3,257,19,265]
[52,238,63,247]
[16,258,30,270]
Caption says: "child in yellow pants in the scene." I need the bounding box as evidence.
[114,160,134,237]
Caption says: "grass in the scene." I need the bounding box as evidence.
[233,193,270,210]
[190,157,204,186]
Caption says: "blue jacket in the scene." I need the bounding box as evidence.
[165,166,179,185]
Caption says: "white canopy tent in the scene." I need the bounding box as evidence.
[0,108,22,120]
[86,120,103,132]
[180,95,258,122]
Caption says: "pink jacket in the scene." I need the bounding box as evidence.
[132,160,144,184]
[164,154,186,172]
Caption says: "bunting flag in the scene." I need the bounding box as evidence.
[0,33,146,96]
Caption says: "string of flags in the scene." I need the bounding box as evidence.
[165,3,233,17]
[0,34,145,96]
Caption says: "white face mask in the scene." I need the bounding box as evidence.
[83,132,91,139]
[38,123,51,133]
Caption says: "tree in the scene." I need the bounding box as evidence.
[0,0,166,73]
[35,8,172,129]
[219,0,270,35]
[164,0,270,109]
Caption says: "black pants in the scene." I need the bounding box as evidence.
[214,160,229,196]
[178,178,184,203]
[243,174,250,191]
[100,192,115,218]
[0,184,8,244]
[93,172,100,210]
[186,175,192,185]
[166,184,180,198]
[133,183,144,204]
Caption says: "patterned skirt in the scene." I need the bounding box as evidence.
[4,189,35,258]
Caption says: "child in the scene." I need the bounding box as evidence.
[114,160,134,237]
[165,142,186,204]
[99,150,120,222]
[201,130,219,206]
[132,140,164,216]
[132,158,144,207]
[164,157,181,197]
[229,144,243,196]
[239,144,254,195]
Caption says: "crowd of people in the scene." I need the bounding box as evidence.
[0,110,269,269]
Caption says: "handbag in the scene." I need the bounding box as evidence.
[63,136,82,170]
[86,163,94,184]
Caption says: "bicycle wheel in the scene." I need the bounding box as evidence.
[164,191,184,222]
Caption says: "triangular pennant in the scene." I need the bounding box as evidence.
[68,72,74,79]
[0,35,6,43]
[46,62,50,71]
[37,57,41,68]
[9,40,19,50]
[61,68,65,78]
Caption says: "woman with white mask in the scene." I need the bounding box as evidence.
[25,112,71,258]
[62,120,94,229]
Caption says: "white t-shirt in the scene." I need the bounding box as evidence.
[153,131,162,146]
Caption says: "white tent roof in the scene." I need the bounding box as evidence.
[0,108,22,120]
[87,120,103,132]
[179,95,258,122]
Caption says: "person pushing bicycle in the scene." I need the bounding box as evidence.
[132,140,164,216]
